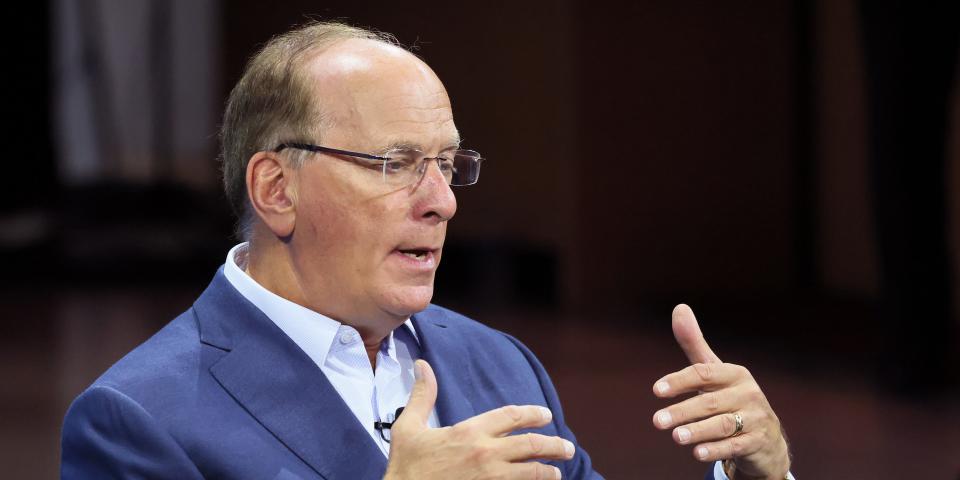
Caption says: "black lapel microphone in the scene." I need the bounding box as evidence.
[373,407,405,443]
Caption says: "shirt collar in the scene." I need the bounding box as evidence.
[222,242,419,368]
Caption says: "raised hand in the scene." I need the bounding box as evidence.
[385,360,576,480]
[652,305,791,479]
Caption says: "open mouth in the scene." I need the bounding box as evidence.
[398,249,431,260]
[392,246,439,269]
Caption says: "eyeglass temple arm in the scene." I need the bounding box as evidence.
[274,143,390,161]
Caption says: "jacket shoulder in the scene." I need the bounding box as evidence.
[89,308,204,400]
[416,304,545,386]
[419,304,511,337]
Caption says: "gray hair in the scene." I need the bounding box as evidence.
[219,21,400,240]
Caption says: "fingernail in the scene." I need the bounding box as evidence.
[656,410,672,427]
[539,406,553,422]
[655,381,670,395]
[696,446,709,459]
[676,427,691,444]
[414,361,423,380]
[552,465,562,479]
[562,439,575,457]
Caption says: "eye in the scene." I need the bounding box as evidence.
[437,157,455,172]
[383,159,412,174]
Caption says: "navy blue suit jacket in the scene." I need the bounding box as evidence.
[60,269,605,479]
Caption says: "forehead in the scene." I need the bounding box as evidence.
[303,39,459,150]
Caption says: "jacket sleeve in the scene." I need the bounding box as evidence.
[500,333,605,480]
[61,385,204,480]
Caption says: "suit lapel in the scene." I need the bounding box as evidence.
[195,271,388,480]
[412,312,478,426]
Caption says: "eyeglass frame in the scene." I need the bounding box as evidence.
[273,142,483,186]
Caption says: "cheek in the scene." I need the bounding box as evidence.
[294,185,361,263]
[300,195,345,242]
[354,195,408,241]
[298,170,360,233]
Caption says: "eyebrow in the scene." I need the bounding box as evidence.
[377,134,463,154]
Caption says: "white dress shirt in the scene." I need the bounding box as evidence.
[223,243,439,457]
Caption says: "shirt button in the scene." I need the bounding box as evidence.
[339,332,355,345]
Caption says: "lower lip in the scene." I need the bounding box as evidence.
[390,250,437,272]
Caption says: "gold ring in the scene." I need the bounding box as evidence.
[731,412,744,437]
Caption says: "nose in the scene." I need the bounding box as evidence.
[411,159,457,223]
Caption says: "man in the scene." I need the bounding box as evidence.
[61,22,793,479]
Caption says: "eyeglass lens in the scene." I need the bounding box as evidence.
[383,150,482,186]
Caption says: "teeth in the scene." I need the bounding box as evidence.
[401,251,426,259]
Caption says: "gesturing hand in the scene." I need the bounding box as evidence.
[652,305,791,479]
[384,360,576,480]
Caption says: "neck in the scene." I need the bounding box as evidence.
[243,234,399,359]
[365,340,381,370]
[245,236,307,308]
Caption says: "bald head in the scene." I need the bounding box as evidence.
[303,39,458,155]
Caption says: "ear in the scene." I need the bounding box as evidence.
[245,151,297,238]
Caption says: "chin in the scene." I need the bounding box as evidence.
[380,284,435,318]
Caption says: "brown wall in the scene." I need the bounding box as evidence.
[573,2,801,307]
[815,0,877,297]
[222,1,958,320]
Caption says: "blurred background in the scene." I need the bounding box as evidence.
[1,0,958,478]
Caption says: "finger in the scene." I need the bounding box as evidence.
[398,359,437,428]
[456,404,553,438]
[653,387,744,429]
[691,431,762,463]
[672,304,721,365]
[498,433,576,462]
[653,362,749,398]
[671,411,752,445]
[506,461,562,480]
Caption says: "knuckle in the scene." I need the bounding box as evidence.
[500,405,524,424]
[703,392,721,413]
[693,363,715,382]
[745,387,766,404]
[555,437,570,456]
[730,437,746,457]
[720,414,736,436]
[451,422,475,440]
[525,433,545,454]
[741,386,767,409]
[531,462,558,480]
[670,407,686,424]
[525,462,543,480]
[468,442,495,464]
[755,405,771,423]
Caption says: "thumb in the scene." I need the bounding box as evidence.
[399,359,438,428]
[672,304,722,364]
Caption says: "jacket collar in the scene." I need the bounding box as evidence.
[411,312,478,427]
[193,270,479,479]
[195,269,387,479]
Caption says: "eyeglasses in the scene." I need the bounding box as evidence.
[274,143,484,187]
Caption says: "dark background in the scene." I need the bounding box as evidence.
[2,0,959,478]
